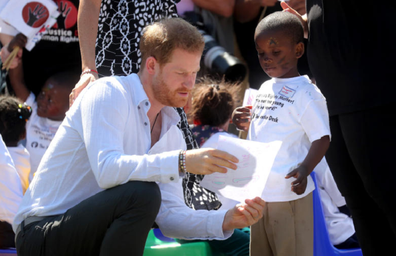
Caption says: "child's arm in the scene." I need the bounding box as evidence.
[285,135,330,195]
[8,62,30,102]
[232,105,252,131]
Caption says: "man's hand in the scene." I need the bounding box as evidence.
[232,106,252,131]
[285,164,309,195]
[222,197,265,231]
[185,148,239,175]
[69,72,98,107]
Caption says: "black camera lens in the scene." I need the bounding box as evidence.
[200,30,247,82]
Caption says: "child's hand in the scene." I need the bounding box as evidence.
[232,106,252,131]
[0,33,27,70]
[285,164,309,195]
[7,33,27,52]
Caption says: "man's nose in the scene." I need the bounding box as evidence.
[184,74,196,89]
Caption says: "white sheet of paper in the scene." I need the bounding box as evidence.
[242,88,258,106]
[200,134,282,203]
[0,0,59,50]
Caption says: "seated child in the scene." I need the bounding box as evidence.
[181,78,250,256]
[8,66,79,180]
[233,11,330,256]
[0,96,32,193]
[189,78,240,147]
[0,134,23,249]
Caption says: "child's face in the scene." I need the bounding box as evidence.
[36,81,69,121]
[255,30,304,79]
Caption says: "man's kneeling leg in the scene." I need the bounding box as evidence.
[16,181,161,256]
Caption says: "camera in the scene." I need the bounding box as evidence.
[184,12,247,82]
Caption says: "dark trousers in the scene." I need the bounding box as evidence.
[326,104,396,256]
[177,227,250,256]
[16,181,161,256]
[0,220,15,249]
[207,228,250,256]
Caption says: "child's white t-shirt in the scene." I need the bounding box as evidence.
[25,93,62,181]
[248,76,330,202]
[0,135,23,224]
[8,144,30,194]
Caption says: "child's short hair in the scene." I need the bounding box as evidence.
[0,96,32,146]
[190,77,241,127]
[256,11,304,44]
[140,17,205,67]
[47,70,80,92]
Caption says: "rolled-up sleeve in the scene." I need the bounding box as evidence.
[79,81,181,189]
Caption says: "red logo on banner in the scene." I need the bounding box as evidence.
[22,2,49,28]
[52,0,78,29]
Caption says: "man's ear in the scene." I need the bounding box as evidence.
[145,56,157,74]
[295,42,304,59]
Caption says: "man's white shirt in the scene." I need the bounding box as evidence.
[14,74,229,240]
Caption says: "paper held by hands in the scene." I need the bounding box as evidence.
[200,134,282,203]
[242,88,258,107]
[0,0,60,51]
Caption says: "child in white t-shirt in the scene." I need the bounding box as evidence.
[0,134,23,249]
[182,78,251,255]
[8,68,79,180]
[233,12,330,256]
[0,96,32,193]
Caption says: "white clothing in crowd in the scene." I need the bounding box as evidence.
[314,159,355,246]
[0,134,23,225]
[25,93,62,181]
[8,144,30,194]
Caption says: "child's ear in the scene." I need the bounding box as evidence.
[295,42,305,59]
